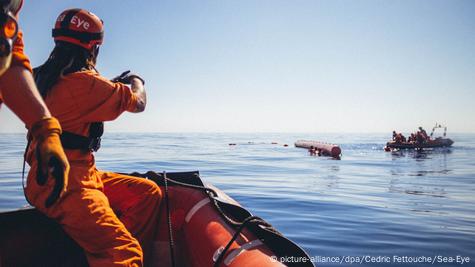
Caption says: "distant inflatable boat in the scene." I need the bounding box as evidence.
[386,124,454,150]
[386,137,454,150]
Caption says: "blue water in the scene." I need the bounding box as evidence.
[1,133,474,266]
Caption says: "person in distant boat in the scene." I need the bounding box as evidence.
[0,0,69,206]
[419,126,429,141]
[392,130,397,141]
[400,133,406,143]
[394,132,406,143]
[415,131,425,145]
[25,9,160,267]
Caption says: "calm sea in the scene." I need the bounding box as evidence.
[1,133,474,266]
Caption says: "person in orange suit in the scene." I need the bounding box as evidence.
[24,8,161,267]
[0,0,69,206]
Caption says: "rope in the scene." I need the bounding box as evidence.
[164,175,247,227]
[151,172,281,266]
[163,172,176,267]
[22,139,33,206]
[212,216,270,267]
[164,174,218,197]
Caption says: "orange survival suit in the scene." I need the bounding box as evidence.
[0,0,70,195]
[25,8,162,266]
[25,69,162,267]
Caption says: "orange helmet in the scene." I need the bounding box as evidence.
[52,8,103,50]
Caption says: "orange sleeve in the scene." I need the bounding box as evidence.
[11,30,33,73]
[0,0,31,108]
[9,1,32,73]
[76,72,138,123]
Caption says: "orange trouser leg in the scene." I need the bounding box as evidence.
[25,164,143,267]
[100,172,162,264]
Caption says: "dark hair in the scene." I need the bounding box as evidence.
[34,41,98,98]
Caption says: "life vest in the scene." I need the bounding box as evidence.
[60,122,103,152]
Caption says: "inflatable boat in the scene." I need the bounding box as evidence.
[385,137,454,150]
[386,124,454,150]
[0,171,313,267]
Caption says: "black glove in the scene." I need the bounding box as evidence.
[111,70,145,85]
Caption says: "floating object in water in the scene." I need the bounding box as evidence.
[271,142,278,145]
[283,144,288,147]
[294,140,342,158]
[228,143,237,146]
[0,171,314,267]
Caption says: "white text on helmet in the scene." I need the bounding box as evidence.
[57,15,90,30]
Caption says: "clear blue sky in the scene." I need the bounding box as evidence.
[0,0,474,133]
